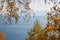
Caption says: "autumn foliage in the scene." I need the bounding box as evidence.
[0,0,34,25]
[0,33,5,40]
[26,19,60,40]
[26,0,60,40]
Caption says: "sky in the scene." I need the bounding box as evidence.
[0,0,50,16]
[29,0,51,16]
[30,0,50,12]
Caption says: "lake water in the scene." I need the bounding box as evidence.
[0,13,47,40]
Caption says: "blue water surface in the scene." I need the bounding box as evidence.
[0,12,47,40]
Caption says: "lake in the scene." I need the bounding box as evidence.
[0,12,47,40]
